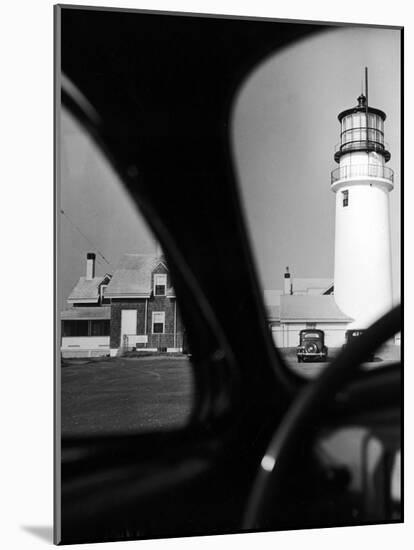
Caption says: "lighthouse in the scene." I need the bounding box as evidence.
[332,71,394,329]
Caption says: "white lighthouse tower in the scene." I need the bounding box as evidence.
[332,71,394,329]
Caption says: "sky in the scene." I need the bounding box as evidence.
[60,25,401,307]
[232,26,401,302]
[59,110,157,306]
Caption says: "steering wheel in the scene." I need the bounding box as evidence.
[243,305,401,529]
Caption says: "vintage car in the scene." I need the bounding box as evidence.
[296,330,328,362]
[56,6,402,545]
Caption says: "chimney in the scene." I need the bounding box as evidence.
[86,252,96,280]
[284,266,292,295]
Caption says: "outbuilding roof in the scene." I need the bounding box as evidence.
[264,290,283,306]
[291,278,333,295]
[61,306,111,320]
[280,295,352,322]
[105,254,174,298]
[67,276,108,303]
[266,305,281,321]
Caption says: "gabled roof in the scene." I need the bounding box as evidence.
[291,278,333,295]
[266,305,280,321]
[280,295,352,322]
[61,306,111,320]
[264,290,283,306]
[105,254,173,298]
[67,275,109,304]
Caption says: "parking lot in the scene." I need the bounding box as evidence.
[279,344,400,376]
[61,347,400,436]
[61,356,193,437]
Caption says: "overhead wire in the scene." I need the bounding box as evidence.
[60,208,114,268]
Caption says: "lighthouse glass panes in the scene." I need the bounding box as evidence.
[340,111,385,153]
[332,96,394,186]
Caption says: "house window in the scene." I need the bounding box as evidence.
[90,319,110,336]
[152,311,165,333]
[63,319,110,337]
[154,273,167,296]
[62,320,89,337]
[342,189,349,207]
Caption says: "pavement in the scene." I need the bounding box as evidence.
[61,356,193,437]
[288,360,400,379]
[61,347,401,436]
[284,348,401,379]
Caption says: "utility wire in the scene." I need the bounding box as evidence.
[60,208,113,268]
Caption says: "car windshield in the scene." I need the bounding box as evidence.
[232,26,401,378]
[59,22,401,437]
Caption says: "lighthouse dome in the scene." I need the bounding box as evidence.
[334,94,390,163]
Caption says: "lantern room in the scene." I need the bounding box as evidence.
[334,94,391,163]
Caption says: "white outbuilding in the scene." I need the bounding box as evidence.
[265,271,351,350]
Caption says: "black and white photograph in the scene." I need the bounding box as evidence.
[54,4,402,546]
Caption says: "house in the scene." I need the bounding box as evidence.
[60,252,184,358]
[105,254,183,356]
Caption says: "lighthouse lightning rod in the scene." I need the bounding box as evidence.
[365,67,369,150]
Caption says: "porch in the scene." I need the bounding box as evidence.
[61,306,111,358]
[123,332,184,353]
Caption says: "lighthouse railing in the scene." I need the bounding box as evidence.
[334,139,390,154]
[331,164,394,184]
